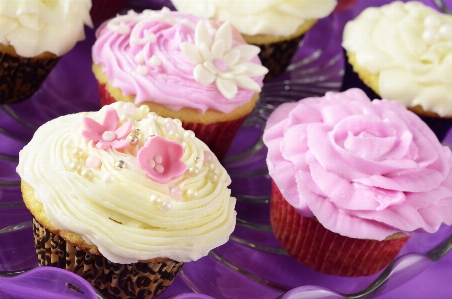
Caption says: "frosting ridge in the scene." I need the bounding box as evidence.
[17,102,236,263]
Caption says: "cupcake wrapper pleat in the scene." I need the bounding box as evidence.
[270,181,409,277]
[98,82,248,160]
[255,34,304,82]
[32,217,184,299]
[0,52,59,104]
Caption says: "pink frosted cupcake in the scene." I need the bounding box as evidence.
[92,9,267,160]
[263,88,452,276]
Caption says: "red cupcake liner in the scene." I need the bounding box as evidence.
[270,180,409,276]
[90,0,130,23]
[98,82,248,160]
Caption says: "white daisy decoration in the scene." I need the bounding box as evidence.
[180,21,268,100]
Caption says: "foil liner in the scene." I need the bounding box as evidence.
[340,49,452,142]
[270,181,409,277]
[90,0,130,23]
[98,82,248,160]
[254,34,304,82]
[0,52,59,104]
[33,217,184,299]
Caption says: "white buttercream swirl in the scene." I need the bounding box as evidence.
[0,0,93,57]
[17,102,236,264]
[342,1,452,117]
[171,0,337,36]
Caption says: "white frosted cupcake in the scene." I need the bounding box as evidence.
[0,0,93,104]
[17,102,236,299]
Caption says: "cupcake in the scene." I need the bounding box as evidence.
[90,0,130,23]
[16,102,236,298]
[342,1,452,141]
[263,88,452,277]
[0,0,93,104]
[171,0,337,81]
[92,8,267,160]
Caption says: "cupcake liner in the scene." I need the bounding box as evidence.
[32,217,184,299]
[270,181,409,277]
[255,34,304,82]
[98,82,248,160]
[90,0,130,23]
[341,49,451,142]
[0,51,59,104]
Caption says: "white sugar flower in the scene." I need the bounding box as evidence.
[180,21,268,100]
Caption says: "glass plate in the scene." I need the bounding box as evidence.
[1,1,452,298]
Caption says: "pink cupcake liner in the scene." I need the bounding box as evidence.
[33,217,183,299]
[98,82,248,160]
[270,180,409,277]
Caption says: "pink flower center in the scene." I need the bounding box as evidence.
[213,58,228,72]
[148,155,165,173]
[102,131,116,141]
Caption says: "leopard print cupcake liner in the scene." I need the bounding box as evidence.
[32,217,184,299]
[0,51,59,104]
[256,34,304,82]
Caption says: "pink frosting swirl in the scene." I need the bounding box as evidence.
[92,9,264,114]
[263,89,452,240]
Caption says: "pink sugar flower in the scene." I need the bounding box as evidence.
[82,108,132,149]
[137,136,187,184]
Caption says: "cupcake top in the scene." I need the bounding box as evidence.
[92,8,267,114]
[17,102,236,264]
[171,0,337,36]
[263,89,452,240]
[0,0,93,57]
[342,1,452,117]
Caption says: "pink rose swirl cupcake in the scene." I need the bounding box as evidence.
[263,88,452,276]
[92,9,267,160]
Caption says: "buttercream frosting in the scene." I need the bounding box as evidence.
[0,0,93,57]
[17,102,236,264]
[263,89,452,240]
[92,9,267,114]
[342,1,452,117]
[171,0,337,36]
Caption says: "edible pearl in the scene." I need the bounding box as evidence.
[186,188,199,199]
[71,147,84,159]
[194,157,200,163]
[173,119,182,126]
[208,171,218,182]
[134,52,145,64]
[165,121,177,132]
[123,102,137,116]
[168,130,180,140]
[439,23,452,40]
[86,155,101,169]
[180,140,187,148]
[183,130,195,140]
[69,161,81,172]
[64,140,74,149]
[81,168,94,180]
[150,195,163,206]
[155,165,165,173]
[423,28,440,43]
[139,105,150,115]
[154,155,163,163]
[102,173,115,184]
[161,200,172,212]
[120,114,132,124]
[149,55,161,66]
[424,15,441,28]
[134,128,141,136]
[115,160,126,170]
[206,161,216,171]
[170,186,183,201]
[188,166,199,177]
[102,131,116,142]
[127,134,139,145]
[203,151,213,162]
